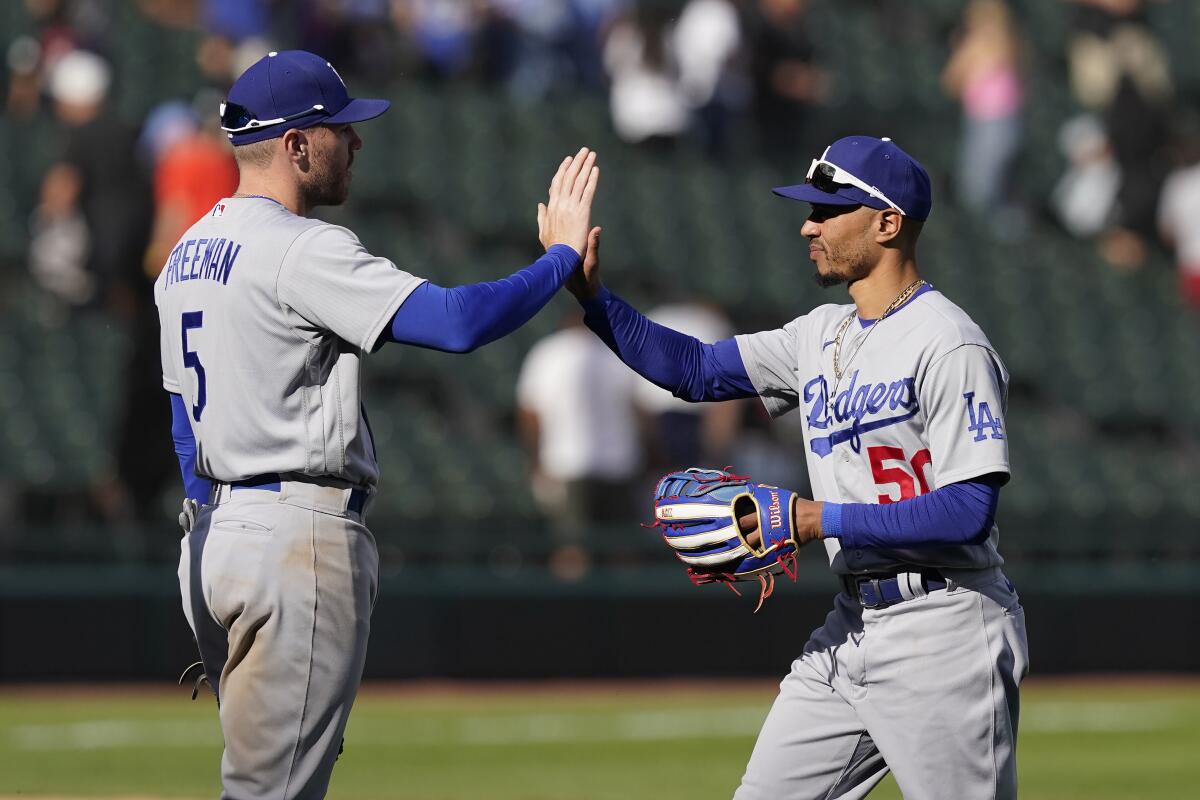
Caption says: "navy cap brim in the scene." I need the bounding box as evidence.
[772,183,887,210]
[325,97,390,125]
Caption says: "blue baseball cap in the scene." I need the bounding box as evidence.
[773,136,933,220]
[220,50,390,146]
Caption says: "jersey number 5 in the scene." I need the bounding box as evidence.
[181,311,206,422]
[868,446,932,504]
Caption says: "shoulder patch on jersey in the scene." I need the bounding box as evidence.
[964,391,1005,441]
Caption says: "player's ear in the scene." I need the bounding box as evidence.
[874,209,904,244]
[282,129,308,167]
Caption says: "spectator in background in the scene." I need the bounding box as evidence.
[195,34,271,92]
[1100,72,1170,270]
[392,0,484,81]
[26,0,112,58]
[201,0,270,42]
[635,301,742,472]
[1158,119,1200,309]
[1064,0,1170,114]
[7,0,112,121]
[32,49,153,310]
[673,0,747,156]
[32,49,164,525]
[6,36,44,120]
[517,313,642,580]
[76,94,236,530]
[602,5,690,149]
[744,0,826,156]
[1051,114,1121,239]
[492,0,578,99]
[140,93,239,276]
[942,0,1026,233]
[565,0,627,91]
[292,0,403,82]
[1063,0,1172,270]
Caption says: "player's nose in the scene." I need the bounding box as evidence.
[801,217,820,239]
[348,125,362,151]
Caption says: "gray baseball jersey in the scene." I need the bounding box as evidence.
[155,196,424,489]
[163,195,425,798]
[735,287,1009,575]
[730,286,1027,800]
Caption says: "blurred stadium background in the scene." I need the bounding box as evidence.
[0,0,1198,797]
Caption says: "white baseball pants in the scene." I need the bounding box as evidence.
[178,483,378,800]
[734,569,1029,800]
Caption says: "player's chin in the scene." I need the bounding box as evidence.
[328,180,352,206]
[811,267,845,289]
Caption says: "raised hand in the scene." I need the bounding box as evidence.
[537,147,599,257]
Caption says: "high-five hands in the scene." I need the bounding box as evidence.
[538,147,599,258]
[566,225,603,302]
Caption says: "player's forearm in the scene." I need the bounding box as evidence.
[580,287,756,402]
[386,244,581,352]
[820,475,1002,549]
[169,393,213,504]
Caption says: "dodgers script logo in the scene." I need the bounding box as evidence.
[803,370,919,457]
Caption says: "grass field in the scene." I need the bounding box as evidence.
[1,679,1197,799]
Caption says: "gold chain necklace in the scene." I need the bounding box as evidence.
[829,278,926,396]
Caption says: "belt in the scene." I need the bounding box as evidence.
[843,569,947,609]
[230,474,368,515]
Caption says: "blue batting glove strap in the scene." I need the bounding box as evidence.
[821,502,844,539]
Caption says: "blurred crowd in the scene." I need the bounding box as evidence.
[8,0,1199,294]
[2,0,1199,563]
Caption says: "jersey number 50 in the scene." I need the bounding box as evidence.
[181,311,207,422]
[868,446,932,504]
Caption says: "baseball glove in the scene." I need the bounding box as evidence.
[652,468,800,611]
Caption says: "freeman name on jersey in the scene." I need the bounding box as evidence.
[162,237,243,288]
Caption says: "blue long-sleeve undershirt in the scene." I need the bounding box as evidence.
[384,244,581,352]
[169,392,213,503]
[579,286,756,401]
[578,284,1001,549]
[821,475,1002,548]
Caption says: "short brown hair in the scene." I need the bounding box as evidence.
[233,138,276,169]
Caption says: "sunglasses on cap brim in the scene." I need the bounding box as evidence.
[805,150,907,216]
[219,101,329,135]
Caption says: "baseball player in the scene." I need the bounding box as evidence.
[569,136,1028,799]
[157,50,598,799]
